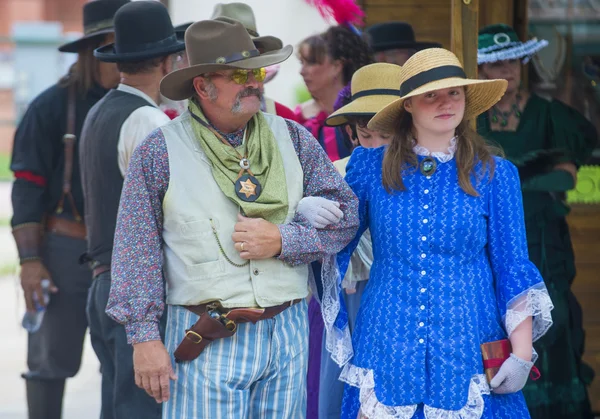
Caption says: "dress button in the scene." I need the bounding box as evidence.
[423,219,428,224]
[421,236,427,241]
[420,305,425,310]
[253,268,259,275]
[423,204,429,209]
[424,189,430,194]
[419,339,424,344]
[419,322,424,327]
[420,288,427,293]
[426,176,432,180]
[421,270,426,276]
[421,253,426,259]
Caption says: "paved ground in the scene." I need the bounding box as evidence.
[0,275,101,418]
[0,182,17,270]
[0,182,101,418]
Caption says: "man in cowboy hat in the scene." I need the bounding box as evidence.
[365,21,441,66]
[9,1,128,417]
[211,2,298,120]
[105,18,358,417]
[78,1,185,417]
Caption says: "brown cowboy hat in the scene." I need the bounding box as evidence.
[160,19,292,101]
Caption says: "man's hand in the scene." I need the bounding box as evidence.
[20,260,57,312]
[133,340,177,403]
[232,214,282,260]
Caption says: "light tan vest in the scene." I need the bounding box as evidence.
[160,111,308,307]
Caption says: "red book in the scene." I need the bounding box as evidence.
[481,339,541,384]
[481,339,512,383]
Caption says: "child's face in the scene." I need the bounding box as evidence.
[346,124,392,149]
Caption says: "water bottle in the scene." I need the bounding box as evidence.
[21,279,51,333]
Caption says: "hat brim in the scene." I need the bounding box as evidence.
[58,28,115,53]
[325,94,401,127]
[478,38,548,65]
[94,32,186,63]
[160,44,293,101]
[372,40,442,53]
[368,77,508,132]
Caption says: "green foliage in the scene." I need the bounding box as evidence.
[0,153,12,181]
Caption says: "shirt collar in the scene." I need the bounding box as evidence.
[117,84,160,108]
[412,137,457,163]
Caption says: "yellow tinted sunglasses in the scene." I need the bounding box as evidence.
[221,68,267,85]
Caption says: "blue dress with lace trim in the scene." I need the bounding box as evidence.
[326,146,554,419]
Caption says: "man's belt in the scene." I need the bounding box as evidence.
[46,215,86,240]
[174,299,302,363]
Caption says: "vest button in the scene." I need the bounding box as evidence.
[253,268,259,276]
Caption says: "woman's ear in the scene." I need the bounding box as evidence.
[345,124,359,147]
[403,99,413,114]
[344,124,354,138]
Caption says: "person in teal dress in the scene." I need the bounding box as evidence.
[477,23,598,419]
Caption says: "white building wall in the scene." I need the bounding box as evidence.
[170,0,330,108]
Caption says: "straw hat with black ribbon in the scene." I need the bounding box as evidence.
[368,48,508,132]
[160,19,292,101]
[325,63,402,127]
[58,0,130,53]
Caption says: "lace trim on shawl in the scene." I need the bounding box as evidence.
[321,254,354,366]
[340,364,490,419]
[477,39,549,65]
[505,282,554,357]
[413,137,457,163]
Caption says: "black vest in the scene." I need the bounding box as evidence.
[79,89,150,265]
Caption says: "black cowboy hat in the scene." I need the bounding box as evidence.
[174,22,194,33]
[94,1,185,63]
[365,21,441,53]
[58,0,130,53]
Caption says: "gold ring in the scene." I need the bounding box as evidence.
[240,242,245,251]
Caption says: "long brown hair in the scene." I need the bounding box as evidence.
[298,26,374,85]
[381,106,502,196]
[59,35,111,96]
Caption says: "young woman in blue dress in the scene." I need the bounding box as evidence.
[314,48,555,419]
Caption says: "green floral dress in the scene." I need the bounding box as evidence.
[478,94,598,419]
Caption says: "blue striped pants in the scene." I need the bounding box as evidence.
[163,300,309,419]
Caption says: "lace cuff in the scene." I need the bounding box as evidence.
[340,363,490,419]
[505,282,554,344]
[321,254,354,366]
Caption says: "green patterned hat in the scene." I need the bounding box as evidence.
[478,24,548,65]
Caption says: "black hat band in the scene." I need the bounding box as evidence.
[399,65,466,96]
[84,18,114,35]
[213,48,260,65]
[116,33,178,54]
[351,88,401,101]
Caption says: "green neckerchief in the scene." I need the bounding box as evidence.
[188,100,289,224]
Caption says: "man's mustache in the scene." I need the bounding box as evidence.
[238,88,263,99]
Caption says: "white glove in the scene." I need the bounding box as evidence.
[296,197,343,229]
[490,353,534,394]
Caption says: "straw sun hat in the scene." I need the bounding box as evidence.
[368,48,508,132]
[325,63,402,127]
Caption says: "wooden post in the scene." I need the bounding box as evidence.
[451,0,480,79]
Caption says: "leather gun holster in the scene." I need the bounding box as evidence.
[173,300,301,363]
